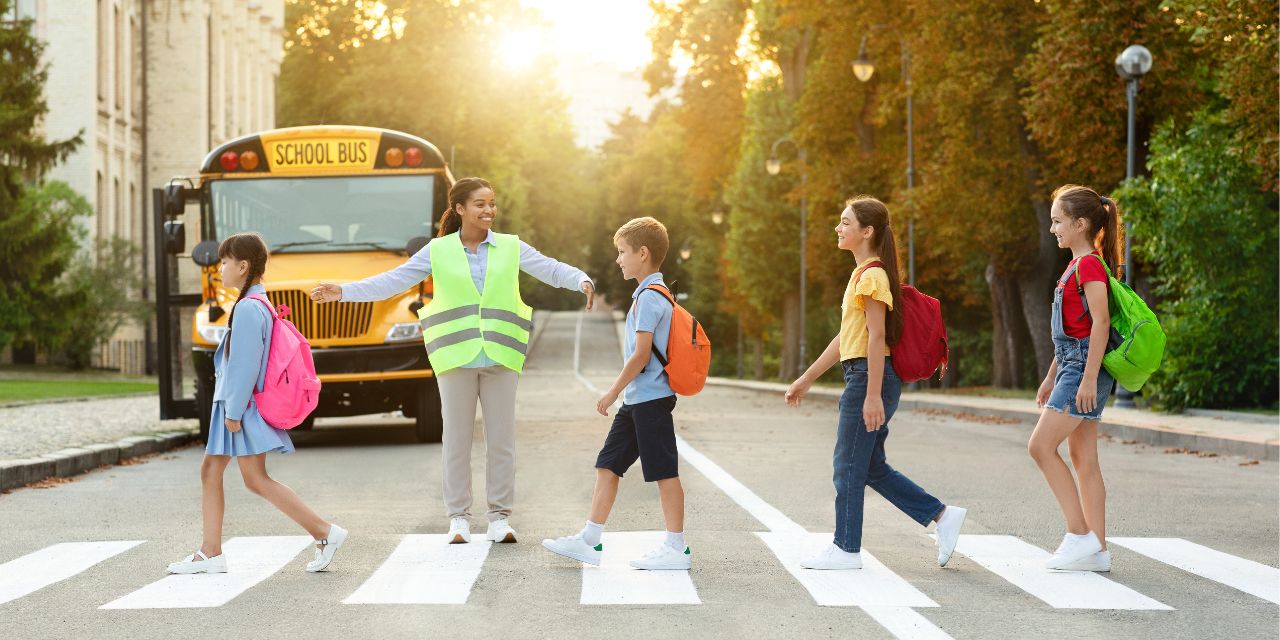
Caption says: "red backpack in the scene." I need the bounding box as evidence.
[856,262,948,383]
[639,284,711,396]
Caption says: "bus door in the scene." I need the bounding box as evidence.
[153,182,208,420]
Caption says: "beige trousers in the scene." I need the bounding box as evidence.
[436,365,520,521]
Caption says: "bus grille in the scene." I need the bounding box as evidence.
[267,290,373,340]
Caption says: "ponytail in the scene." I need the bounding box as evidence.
[436,177,493,238]
[1099,197,1124,281]
[846,196,905,347]
[218,232,269,359]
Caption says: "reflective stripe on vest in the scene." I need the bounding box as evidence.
[416,232,533,375]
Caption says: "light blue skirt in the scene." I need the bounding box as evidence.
[205,401,295,457]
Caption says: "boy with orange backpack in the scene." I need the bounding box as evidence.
[542,216,709,570]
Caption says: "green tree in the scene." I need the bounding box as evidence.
[1115,109,1279,410]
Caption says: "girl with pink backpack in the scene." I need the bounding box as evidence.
[167,232,347,575]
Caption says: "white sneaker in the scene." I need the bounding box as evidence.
[447,517,471,544]
[167,550,227,575]
[629,543,692,570]
[934,505,968,567]
[542,533,603,566]
[1053,549,1112,572]
[1045,531,1103,569]
[800,543,863,570]
[306,524,348,573]
[486,519,517,543]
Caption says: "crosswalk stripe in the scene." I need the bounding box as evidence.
[99,536,312,609]
[949,535,1172,610]
[757,532,938,608]
[0,540,144,605]
[580,531,699,605]
[1109,537,1280,604]
[344,534,492,605]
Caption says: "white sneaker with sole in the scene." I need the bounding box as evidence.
[934,505,968,567]
[629,543,691,570]
[1053,549,1112,572]
[800,543,863,570]
[1045,531,1103,569]
[306,524,348,572]
[447,517,471,544]
[542,533,602,566]
[486,519,517,543]
[167,550,227,575]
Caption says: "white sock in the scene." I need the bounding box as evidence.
[665,530,685,551]
[581,521,604,547]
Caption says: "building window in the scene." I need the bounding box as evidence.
[113,177,121,238]
[97,0,106,103]
[96,171,105,239]
[114,4,123,112]
[131,14,141,119]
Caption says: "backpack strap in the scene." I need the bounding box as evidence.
[1070,254,1110,322]
[636,283,674,368]
[853,261,885,285]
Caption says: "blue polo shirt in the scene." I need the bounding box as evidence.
[624,272,674,405]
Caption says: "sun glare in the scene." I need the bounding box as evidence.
[497,29,546,71]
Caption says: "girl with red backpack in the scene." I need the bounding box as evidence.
[168,233,347,576]
[784,196,967,570]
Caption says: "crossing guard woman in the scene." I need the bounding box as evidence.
[311,177,594,545]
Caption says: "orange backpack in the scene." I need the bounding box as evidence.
[639,284,711,396]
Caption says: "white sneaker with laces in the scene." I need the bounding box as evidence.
[486,519,517,543]
[934,505,968,567]
[306,524,348,573]
[167,550,227,575]
[1045,531,1103,569]
[542,533,603,566]
[800,543,863,570]
[447,517,471,544]
[1053,549,1112,572]
[629,543,691,570]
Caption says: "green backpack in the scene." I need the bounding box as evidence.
[1072,255,1166,391]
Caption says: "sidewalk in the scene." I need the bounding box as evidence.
[707,377,1279,462]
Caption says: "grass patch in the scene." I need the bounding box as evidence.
[0,379,157,404]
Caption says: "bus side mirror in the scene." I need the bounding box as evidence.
[163,221,185,254]
[405,236,429,256]
[192,240,220,267]
[162,183,186,218]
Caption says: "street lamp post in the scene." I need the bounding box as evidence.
[766,137,807,377]
[1113,44,1153,409]
[853,32,915,286]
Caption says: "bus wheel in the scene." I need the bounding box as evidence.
[414,379,443,443]
[195,373,214,444]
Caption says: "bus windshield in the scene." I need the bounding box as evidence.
[210,175,435,253]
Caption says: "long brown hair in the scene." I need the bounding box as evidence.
[218,232,269,357]
[1051,184,1124,279]
[847,196,905,347]
[436,177,493,237]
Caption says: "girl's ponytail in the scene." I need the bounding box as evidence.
[436,177,493,237]
[1099,196,1124,281]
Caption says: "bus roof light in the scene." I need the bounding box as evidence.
[220,151,239,172]
[240,150,260,171]
[385,148,404,168]
[405,147,423,167]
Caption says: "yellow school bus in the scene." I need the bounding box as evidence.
[154,125,450,443]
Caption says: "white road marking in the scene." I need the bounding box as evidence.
[1110,537,1280,604]
[0,540,144,605]
[344,534,492,605]
[580,531,699,605]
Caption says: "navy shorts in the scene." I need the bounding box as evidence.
[595,395,678,482]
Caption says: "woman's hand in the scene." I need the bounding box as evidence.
[1076,375,1098,414]
[1036,377,1053,408]
[784,376,812,407]
[224,418,242,433]
[310,283,342,304]
[863,396,885,432]
[581,281,595,311]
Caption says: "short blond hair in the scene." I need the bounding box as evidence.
[613,216,669,267]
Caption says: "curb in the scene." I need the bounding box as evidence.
[705,377,1279,462]
[0,430,199,493]
[0,391,158,409]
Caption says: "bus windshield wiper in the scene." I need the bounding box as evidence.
[270,240,332,252]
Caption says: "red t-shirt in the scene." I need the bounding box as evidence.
[1058,251,1110,339]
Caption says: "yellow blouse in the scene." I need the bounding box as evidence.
[839,258,895,360]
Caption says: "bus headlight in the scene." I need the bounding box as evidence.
[198,324,229,345]
[385,322,422,343]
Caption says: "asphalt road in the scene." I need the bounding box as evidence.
[0,309,1276,640]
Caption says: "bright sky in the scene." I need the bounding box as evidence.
[499,0,656,72]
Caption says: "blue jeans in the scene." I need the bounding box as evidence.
[833,358,946,553]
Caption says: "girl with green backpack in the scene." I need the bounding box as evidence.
[1030,184,1124,573]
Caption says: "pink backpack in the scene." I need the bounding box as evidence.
[245,294,321,429]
